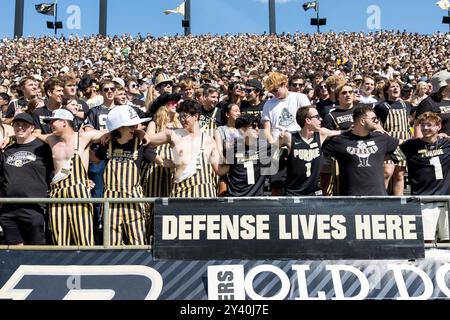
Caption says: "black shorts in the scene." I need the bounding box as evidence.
[0,205,46,245]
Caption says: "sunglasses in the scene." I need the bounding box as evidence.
[365,116,379,122]
[291,83,305,87]
[340,90,353,95]
[130,84,138,88]
[103,87,116,93]
[178,113,192,120]
[250,123,259,129]
[244,88,255,94]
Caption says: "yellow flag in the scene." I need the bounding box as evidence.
[436,0,450,10]
[163,1,185,16]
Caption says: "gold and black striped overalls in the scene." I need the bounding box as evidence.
[49,134,94,246]
[383,101,410,167]
[103,137,147,245]
[170,133,217,198]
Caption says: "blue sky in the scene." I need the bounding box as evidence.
[0,0,449,38]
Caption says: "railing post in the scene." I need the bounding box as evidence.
[103,200,110,248]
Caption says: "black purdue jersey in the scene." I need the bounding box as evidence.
[415,96,450,135]
[285,131,322,196]
[226,139,271,197]
[400,138,450,195]
[84,105,110,130]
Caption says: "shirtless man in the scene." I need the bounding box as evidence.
[147,99,220,197]
[34,108,106,246]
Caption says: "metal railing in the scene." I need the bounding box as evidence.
[0,196,449,250]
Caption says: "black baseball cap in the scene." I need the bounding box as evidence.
[245,79,263,91]
[12,113,34,125]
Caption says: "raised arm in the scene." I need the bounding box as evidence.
[82,129,109,144]
[32,131,55,145]
[148,129,173,147]
[318,127,343,144]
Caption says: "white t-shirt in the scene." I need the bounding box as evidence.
[262,92,311,138]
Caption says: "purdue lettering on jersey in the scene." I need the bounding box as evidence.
[285,132,322,196]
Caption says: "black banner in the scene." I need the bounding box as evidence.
[1,249,449,300]
[154,198,424,260]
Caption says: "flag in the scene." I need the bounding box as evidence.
[436,0,450,10]
[35,3,55,16]
[302,1,317,11]
[163,1,185,16]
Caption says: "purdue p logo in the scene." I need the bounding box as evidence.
[0,265,163,300]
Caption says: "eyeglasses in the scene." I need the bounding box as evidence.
[291,83,305,87]
[178,113,192,120]
[103,87,116,93]
[364,116,379,122]
[308,114,321,120]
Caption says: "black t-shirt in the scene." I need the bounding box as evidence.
[316,98,336,120]
[95,138,156,172]
[77,98,90,120]
[226,139,272,197]
[415,96,450,135]
[6,98,28,119]
[400,138,450,195]
[0,139,53,199]
[32,106,54,134]
[240,100,265,124]
[285,131,322,196]
[322,131,399,195]
[322,105,362,131]
[199,106,221,132]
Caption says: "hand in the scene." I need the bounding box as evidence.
[437,133,449,139]
[88,180,96,190]
[142,133,152,146]
[100,133,111,145]
[0,137,10,150]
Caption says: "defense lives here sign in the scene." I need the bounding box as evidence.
[154,198,424,260]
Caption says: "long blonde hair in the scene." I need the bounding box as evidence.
[154,105,181,133]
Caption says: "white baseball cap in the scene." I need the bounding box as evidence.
[430,70,450,93]
[42,108,74,123]
[106,105,150,132]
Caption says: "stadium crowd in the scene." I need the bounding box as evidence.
[0,31,449,246]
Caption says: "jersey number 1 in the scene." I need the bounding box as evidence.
[430,157,443,180]
[244,161,255,185]
[305,162,312,178]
